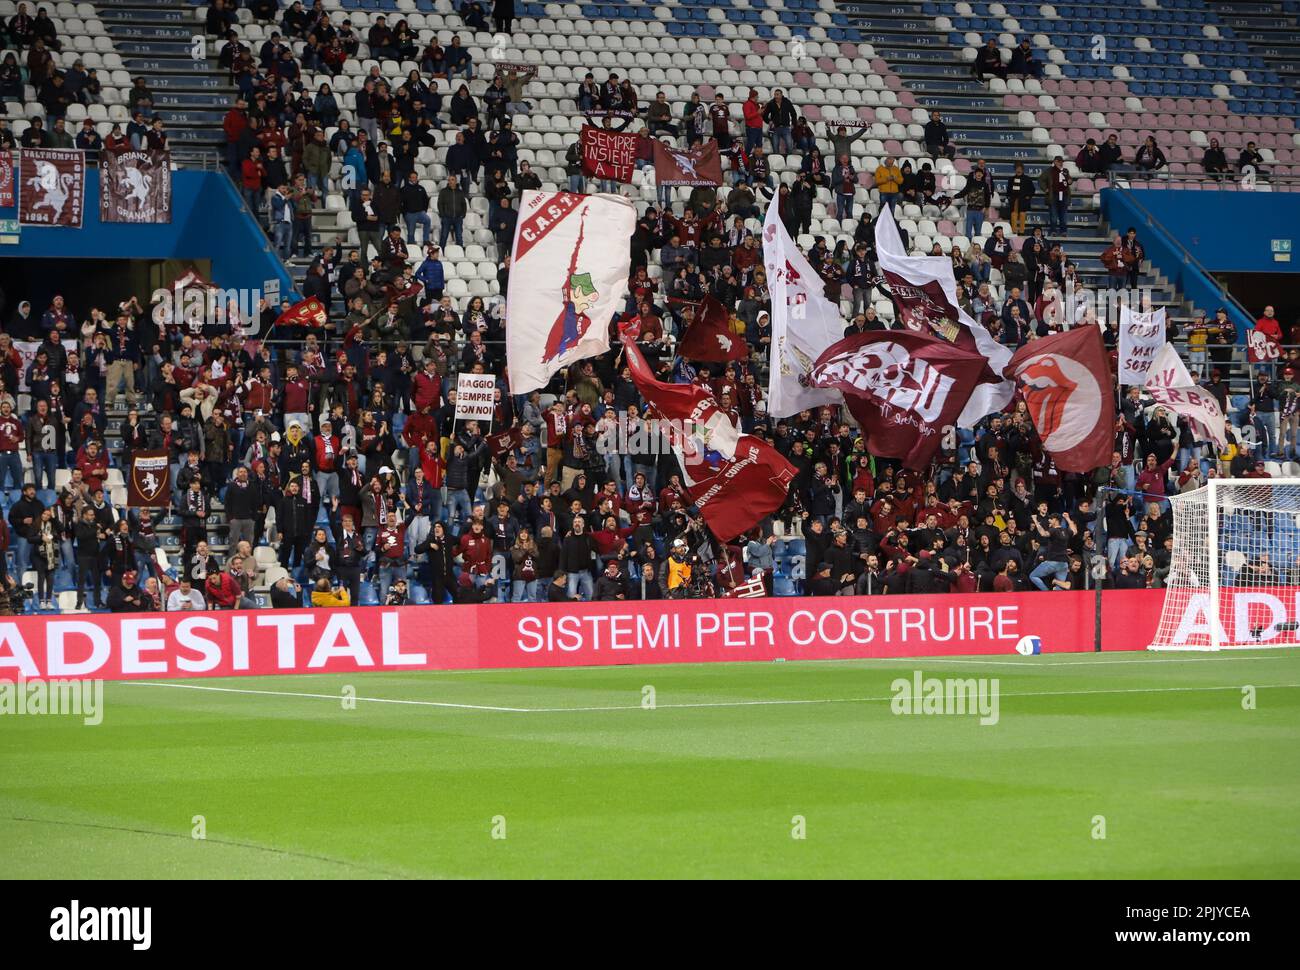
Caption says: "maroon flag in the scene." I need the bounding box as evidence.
[1247,327,1280,364]
[1006,327,1115,473]
[0,151,13,207]
[652,139,724,187]
[100,149,172,223]
[487,426,523,457]
[18,148,85,227]
[127,450,171,507]
[620,333,796,541]
[806,331,989,470]
[677,296,749,362]
[579,125,641,183]
[273,296,328,329]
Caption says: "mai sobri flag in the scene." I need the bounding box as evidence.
[620,331,796,540]
[1143,343,1227,449]
[126,449,171,507]
[1006,326,1115,473]
[677,296,748,362]
[579,125,641,184]
[1117,305,1167,385]
[651,139,724,187]
[762,188,843,417]
[18,148,85,227]
[100,150,172,223]
[874,204,1012,426]
[805,331,989,469]
[506,190,635,394]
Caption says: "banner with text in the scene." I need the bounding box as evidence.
[18,148,85,228]
[0,589,1190,682]
[455,373,497,422]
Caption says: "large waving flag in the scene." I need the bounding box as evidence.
[620,331,796,540]
[677,296,750,363]
[806,330,989,469]
[1143,343,1227,449]
[506,190,635,394]
[1005,327,1115,472]
[874,204,1013,426]
[762,189,844,418]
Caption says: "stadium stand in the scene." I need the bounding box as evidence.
[0,0,1296,615]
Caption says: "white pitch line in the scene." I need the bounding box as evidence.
[126,681,532,712]
[872,654,1300,668]
[125,680,1300,714]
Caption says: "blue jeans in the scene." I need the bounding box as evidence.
[879,192,898,212]
[439,217,463,247]
[964,208,985,239]
[835,193,853,221]
[32,452,57,491]
[566,571,594,601]
[511,579,539,602]
[0,451,24,491]
[970,261,991,284]
[1106,538,1129,570]
[448,488,472,529]
[567,174,585,193]
[1030,559,1069,591]
[770,126,792,154]
[1049,200,1069,232]
[404,212,432,244]
[379,562,408,603]
[273,221,292,258]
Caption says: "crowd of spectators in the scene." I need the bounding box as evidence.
[0,5,1291,612]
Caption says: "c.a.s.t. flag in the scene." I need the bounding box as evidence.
[506,190,635,394]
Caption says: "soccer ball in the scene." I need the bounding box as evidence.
[1015,635,1042,656]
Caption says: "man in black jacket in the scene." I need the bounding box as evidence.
[277,477,313,568]
[74,506,103,609]
[594,559,627,601]
[905,551,957,595]
[561,516,596,600]
[106,571,152,613]
[400,170,432,245]
[333,513,365,606]
[224,465,257,549]
[437,175,468,248]
[924,111,955,160]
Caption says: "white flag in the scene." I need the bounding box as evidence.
[505,190,635,394]
[873,205,1013,427]
[1117,305,1167,385]
[1143,343,1227,449]
[762,190,843,418]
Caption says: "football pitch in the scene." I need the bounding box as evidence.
[3,650,1299,879]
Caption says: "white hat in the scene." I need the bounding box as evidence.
[379,466,394,476]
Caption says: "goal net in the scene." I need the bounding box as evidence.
[1150,479,1300,650]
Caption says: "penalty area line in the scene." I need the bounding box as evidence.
[124,680,1300,713]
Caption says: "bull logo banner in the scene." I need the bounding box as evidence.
[1006,326,1115,473]
[127,449,172,507]
[19,148,85,227]
[101,150,172,223]
[806,330,989,469]
[506,190,635,394]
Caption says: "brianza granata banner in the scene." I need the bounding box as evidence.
[0,590,1173,682]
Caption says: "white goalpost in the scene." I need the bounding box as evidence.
[1150,479,1300,651]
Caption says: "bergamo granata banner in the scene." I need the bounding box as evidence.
[100,149,172,223]
[18,147,85,228]
[0,589,1183,682]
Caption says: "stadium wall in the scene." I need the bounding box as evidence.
[0,589,1172,681]
[1,169,293,300]
[1101,187,1300,338]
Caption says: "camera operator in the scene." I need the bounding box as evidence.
[663,537,698,599]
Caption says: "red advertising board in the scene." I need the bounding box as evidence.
[0,589,1172,682]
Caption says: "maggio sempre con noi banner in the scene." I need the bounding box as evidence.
[0,589,1245,681]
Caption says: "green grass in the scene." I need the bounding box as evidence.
[3,650,1299,878]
